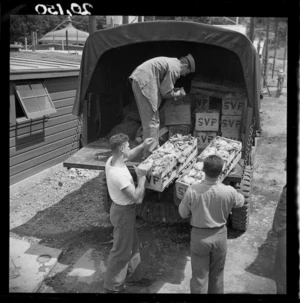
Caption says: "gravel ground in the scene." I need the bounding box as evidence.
[9,91,287,294]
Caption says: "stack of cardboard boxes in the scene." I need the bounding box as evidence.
[161,77,247,152]
[221,92,246,141]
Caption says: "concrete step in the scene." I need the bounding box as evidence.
[9,237,62,293]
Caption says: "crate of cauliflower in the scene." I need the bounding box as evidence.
[138,134,198,192]
[175,136,242,199]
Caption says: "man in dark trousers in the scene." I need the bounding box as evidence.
[103,133,154,293]
[178,155,245,293]
[129,54,196,158]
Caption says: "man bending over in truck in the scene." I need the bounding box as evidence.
[178,155,245,294]
[129,54,196,158]
[103,133,154,293]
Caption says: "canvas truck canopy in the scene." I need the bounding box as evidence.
[65,21,261,171]
[72,20,261,130]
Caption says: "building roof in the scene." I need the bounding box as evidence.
[10,50,81,80]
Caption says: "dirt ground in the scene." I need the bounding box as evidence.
[9,89,287,295]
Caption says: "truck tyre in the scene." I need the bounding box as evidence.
[136,185,187,223]
[231,166,253,231]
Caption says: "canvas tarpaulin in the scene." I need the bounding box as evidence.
[72,21,261,130]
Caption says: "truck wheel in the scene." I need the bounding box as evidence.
[136,185,187,223]
[231,166,253,231]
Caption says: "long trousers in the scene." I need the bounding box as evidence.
[131,79,159,157]
[275,233,286,294]
[190,225,227,294]
[103,202,141,292]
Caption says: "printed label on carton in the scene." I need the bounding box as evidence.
[221,115,242,132]
[195,112,220,131]
[194,131,217,148]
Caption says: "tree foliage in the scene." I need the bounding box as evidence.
[10,15,287,47]
[10,15,105,44]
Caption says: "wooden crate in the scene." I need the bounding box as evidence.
[221,115,242,134]
[141,135,198,192]
[193,130,217,149]
[222,93,247,115]
[175,136,242,199]
[221,131,241,142]
[175,159,197,199]
[164,99,191,125]
[195,111,220,131]
[168,125,191,138]
[198,136,242,164]
[145,145,198,192]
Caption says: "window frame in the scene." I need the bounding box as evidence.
[14,81,56,120]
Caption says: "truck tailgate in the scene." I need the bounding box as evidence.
[63,139,142,172]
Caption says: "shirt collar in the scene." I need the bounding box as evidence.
[202,179,221,185]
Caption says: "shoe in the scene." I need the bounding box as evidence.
[125,277,152,287]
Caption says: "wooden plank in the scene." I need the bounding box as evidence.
[10,108,77,137]
[10,70,79,81]
[63,144,112,170]
[44,76,78,93]
[10,140,80,177]
[10,152,72,186]
[10,127,81,159]
[50,89,76,101]
[10,119,78,148]
[53,97,75,109]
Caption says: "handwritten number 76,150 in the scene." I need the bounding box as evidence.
[35,3,93,15]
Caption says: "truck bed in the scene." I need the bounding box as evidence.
[63,138,143,174]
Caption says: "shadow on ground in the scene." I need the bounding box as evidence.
[10,177,191,293]
[245,229,277,280]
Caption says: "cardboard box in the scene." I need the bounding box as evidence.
[222,93,246,115]
[164,99,191,125]
[168,125,191,138]
[194,94,210,111]
[221,115,242,134]
[195,111,220,131]
[193,131,217,149]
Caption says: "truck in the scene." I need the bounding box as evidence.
[63,20,262,231]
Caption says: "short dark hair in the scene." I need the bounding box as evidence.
[109,133,129,152]
[203,155,224,178]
